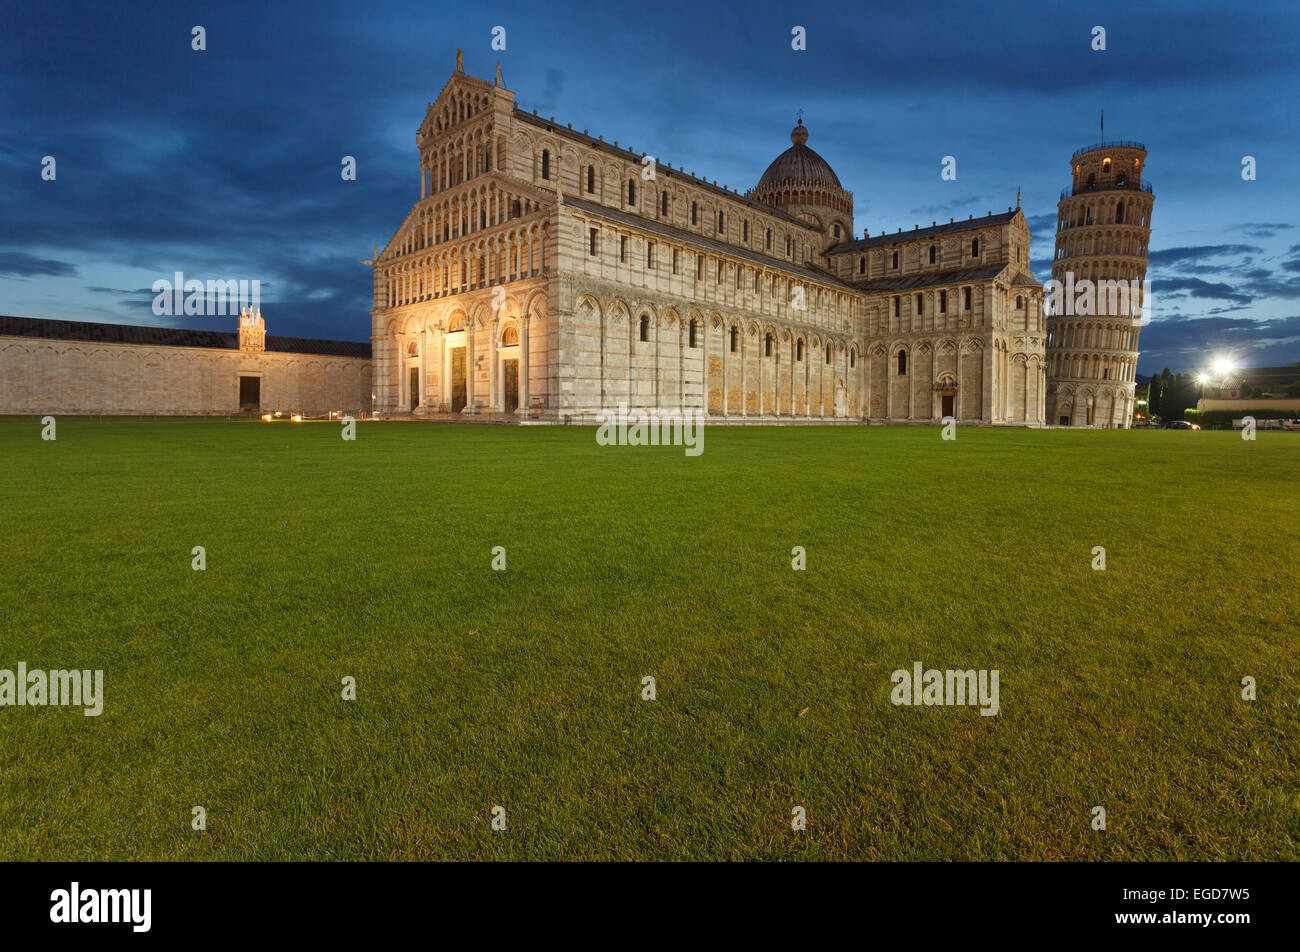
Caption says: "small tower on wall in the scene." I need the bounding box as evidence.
[239,307,266,352]
[1045,136,1153,428]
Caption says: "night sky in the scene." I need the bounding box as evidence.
[3,0,1298,375]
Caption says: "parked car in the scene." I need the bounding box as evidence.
[1165,420,1200,430]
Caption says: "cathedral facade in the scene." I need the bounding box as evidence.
[369,57,1047,425]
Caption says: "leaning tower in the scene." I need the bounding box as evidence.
[1045,138,1154,428]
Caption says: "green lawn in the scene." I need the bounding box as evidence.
[0,419,1296,861]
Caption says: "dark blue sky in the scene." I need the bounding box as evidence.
[2,0,1298,374]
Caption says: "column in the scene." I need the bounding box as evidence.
[489,316,499,412]
[464,319,477,414]
[804,340,811,419]
[740,329,747,419]
[418,328,428,410]
[517,312,531,417]
[721,322,728,416]
[390,332,399,411]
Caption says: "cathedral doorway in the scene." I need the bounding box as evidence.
[450,347,467,412]
[502,359,519,413]
[408,367,419,411]
[239,376,260,411]
[941,394,954,418]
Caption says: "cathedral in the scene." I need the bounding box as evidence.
[368,55,1048,424]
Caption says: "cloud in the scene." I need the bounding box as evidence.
[1231,223,1295,239]
[1151,277,1252,305]
[1023,213,1058,236]
[1139,313,1300,372]
[0,252,79,278]
[538,68,566,112]
[1147,245,1259,266]
[909,196,986,219]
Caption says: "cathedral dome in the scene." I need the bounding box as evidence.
[756,119,843,190]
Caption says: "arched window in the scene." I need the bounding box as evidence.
[915,293,923,315]
[586,166,595,193]
[971,238,980,257]
[929,245,936,264]
[897,349,908,375]
[796,339,804,361]
[859,257,865,274]
[589,228,598,256]
[718,211,725,232]
[765,229,772,250]
[1115,201,1124,224]
[1016,295,1024,309]
[891,251,899,269]
[639,315,650,342]
[825,343,832,364]
[691,201,698,225]
[627,179,636,206]
[661,191,668,216]
[1102,158,1111,174]
[833,224,841,239]
[540,149,550,180]
[689,319,698,348]
[730,326,738,353]
[765,333,774,357]
[850,349,856,368]
[743,220,749,241]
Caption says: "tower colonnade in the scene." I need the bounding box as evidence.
[1046,141,1153,428]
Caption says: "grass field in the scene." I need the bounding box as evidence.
[0,419,1296,861]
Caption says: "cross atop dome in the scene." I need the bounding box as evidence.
[791,115,808,146]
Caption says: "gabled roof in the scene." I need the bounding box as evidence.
[563,197,855,291]
[850,264,1007,294]
[515,110,819,233]
[828,210,1021,254]
[0,316,371,358]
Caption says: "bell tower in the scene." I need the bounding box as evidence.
[1045,134,1154,428]
[238,307,265,352]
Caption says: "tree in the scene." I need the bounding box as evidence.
[1147,376,1162,420]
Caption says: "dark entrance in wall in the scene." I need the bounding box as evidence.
[502,359,519,413]
[1060,415,1071,425]
[239,376,260,411]
[941,394,954,418]
[409,367,419,411]
[450,347,467,412]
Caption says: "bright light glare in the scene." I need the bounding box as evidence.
[1212,358,1234,377]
